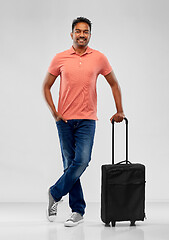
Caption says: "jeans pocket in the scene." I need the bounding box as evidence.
[56,119,67,125]
[56,119,62,124]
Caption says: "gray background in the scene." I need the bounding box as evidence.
[1,0,169,203]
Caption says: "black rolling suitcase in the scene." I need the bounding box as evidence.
[101,118,146,226]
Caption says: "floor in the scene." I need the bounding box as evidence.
[0,202,169,240]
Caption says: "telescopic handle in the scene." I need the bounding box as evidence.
[112,117,128,164]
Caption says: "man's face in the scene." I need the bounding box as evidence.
[71,22,91,48]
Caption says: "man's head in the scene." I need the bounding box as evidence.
[72,17,92,32]
[71,17,92,48]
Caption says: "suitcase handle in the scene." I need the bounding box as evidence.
[112,117,128,164]
[116,160,131,165]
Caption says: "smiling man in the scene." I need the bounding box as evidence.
[43,17,125,227]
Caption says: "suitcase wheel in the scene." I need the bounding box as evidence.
[130,221,136,227]
[104,221,116,227]
[111,221,116,227]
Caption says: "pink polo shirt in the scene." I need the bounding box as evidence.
[48,46,112,120]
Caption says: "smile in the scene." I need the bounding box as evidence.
[77,38,86,42]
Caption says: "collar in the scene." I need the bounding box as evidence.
[69,46,93,56]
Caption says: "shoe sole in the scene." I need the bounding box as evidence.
[64,219,84,227]
[46,213,57,222]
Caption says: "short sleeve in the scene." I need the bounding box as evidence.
[48,54,61,76]
[99,54,112,76]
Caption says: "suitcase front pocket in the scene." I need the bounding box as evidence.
[106,182,145,222]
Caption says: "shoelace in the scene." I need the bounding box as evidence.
[71,213,77,217]
[68,212,78,221]
[50,202,58,214]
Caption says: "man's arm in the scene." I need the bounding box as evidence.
[42,72,67,122]
[104,71,125,123]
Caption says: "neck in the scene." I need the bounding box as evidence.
[73,44,88,55]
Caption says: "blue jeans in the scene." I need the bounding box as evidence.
[50,119,96,216]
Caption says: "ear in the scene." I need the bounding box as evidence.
[70,32,73,40]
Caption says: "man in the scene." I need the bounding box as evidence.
[43,17,125,227]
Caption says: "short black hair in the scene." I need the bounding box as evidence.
[72,17,92,32]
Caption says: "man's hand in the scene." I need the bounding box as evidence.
[53,112,67,123]
[110,112,125,123]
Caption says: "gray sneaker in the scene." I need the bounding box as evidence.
[64,212,84,227]
[47,189,62,222]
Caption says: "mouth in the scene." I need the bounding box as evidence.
[77,38,87,43]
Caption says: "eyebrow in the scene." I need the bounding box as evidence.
[74,28,90,32]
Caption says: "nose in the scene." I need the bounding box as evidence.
[80,31,85,37]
